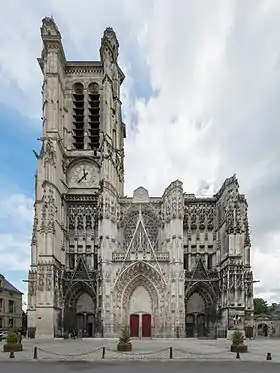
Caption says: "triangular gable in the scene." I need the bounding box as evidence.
[192,257,208,280]
[72,255,90,280]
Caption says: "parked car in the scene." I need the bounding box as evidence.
[0,330,8,341]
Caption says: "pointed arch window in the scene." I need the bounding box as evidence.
[72,82,85,149]
[88,83,100,149]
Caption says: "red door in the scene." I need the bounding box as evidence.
[130,314,139,337]
[142,314,151,337]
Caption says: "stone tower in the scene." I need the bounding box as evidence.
[27,17,125,338]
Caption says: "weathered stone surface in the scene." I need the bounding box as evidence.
[27,17,254,340]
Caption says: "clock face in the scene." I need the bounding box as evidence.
[69,163,97,187]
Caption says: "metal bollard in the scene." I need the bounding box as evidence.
[236,351,240,359]
[267,352,272,361]
[102,346,105,359]
[9,351,15,359]
[169,346,173,359]
[33,346,38,359]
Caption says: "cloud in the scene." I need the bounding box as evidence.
[0,193,33,272]
[0,0,279,303]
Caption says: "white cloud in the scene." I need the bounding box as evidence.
[0,0,279,303]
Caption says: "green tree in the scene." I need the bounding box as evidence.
[268,303,278,314]
[254,298,268,314]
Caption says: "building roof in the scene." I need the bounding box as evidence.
[0,275,22,294]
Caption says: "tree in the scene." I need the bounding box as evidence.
[268,303,278,314]
[254,298,268,315]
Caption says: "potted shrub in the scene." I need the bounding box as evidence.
[117,325,132,352]
[230,329,248,353]
[3,331,23,353]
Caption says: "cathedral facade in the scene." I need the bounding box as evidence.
[27,17,254,339]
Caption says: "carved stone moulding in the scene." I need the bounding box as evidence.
[64,194,99,203]
[65,65,103,75]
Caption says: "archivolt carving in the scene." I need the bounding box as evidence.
[113,261,165,316]
[185,281,216,310]
[115,261,164,293]
[122,274,159,318]
[64,281,96,309]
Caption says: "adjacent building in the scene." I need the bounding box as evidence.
[0,274,23,330]
[27,17,254,339]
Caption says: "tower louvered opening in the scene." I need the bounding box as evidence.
[72,82,84,150]
[88,83,100,150]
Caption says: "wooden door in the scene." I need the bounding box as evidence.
[197,314,206,337]
[130,314,139,337]
[186,314,194,337]
[142,314,151,337]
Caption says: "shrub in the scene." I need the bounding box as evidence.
[231,329,244,346]
[119,325,130,344]
[6,332,18,344]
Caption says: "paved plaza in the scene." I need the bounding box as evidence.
[1,361,280,373]
[0,338,280,363]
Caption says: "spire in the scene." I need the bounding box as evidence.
[41,16,61,40]
[100,26,119,62]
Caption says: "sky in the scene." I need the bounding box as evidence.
[0,0,280,306]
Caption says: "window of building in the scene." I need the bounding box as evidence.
[184,253,188,270]
[88,83,100,150]
[72,82,85,150]
[0,298,2,312]
[8,300,14,314]
[69,253,75,270]
[9,318,13,328]
[207,254,213,270]
[94,253,98,270]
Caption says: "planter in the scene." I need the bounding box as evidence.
[230,344,248,353]
[3,343,23,353]
[117,342,132,352]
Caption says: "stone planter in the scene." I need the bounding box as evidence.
[3,343,23,353]
[117,342,132,352]
[230,344,248,353]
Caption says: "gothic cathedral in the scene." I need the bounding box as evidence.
[27,17,254,339]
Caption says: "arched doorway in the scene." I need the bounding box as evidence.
[64,281,97,337]
[114,261,164,338]
[257,323,268,337]
[185,283,216,338]
[185,293,206,337]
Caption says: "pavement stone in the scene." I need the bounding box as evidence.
[1,361,280,373]
[0,337,279,362]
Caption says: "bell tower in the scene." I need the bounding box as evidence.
[27,17,126,339]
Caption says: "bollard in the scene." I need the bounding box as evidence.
[9,351,15,359]
[236,351,240,359]
[169,346,173,359]
[102,346,105,359]
[267,352,272,361]
[33,346,38,360]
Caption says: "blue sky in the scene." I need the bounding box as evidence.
[0,0,280,304]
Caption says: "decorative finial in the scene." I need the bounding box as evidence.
[41,16,61,39]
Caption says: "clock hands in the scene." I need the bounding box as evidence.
[77,168,89,184]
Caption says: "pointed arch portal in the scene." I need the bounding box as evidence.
[185,281,217,338]
[63,281,98,338]
[113,261,165,338]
